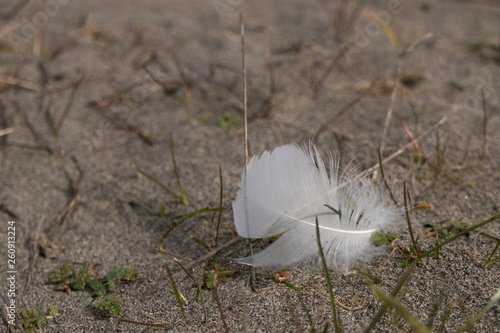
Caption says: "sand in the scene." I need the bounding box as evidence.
[0,0,499,332]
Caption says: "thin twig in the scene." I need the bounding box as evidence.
[284,112,450,230]
[431,129,442,189]
[0,290,26,333]
[213,261,229,333]
[377,149,398,205]
[172,53,194,118]
[355,111,448,182]
[258,34,277,118]
[240,13,255,290]
[0,66,21,93]
[186,236,244,271]
[45,156,83,240]
[403,182,422,261]
[0,204,19,220]
[240,13,249,166]
[0,128,14,136]
[54,76,84,135]
[38,62,53,132]
[0,76,40,92]
[143,236,244,298]
[215,166,223,247]
[20,217,45,304]
[313,41,353,95]
[16,102,52,154]
[379,32,433,155]
[1,0,31,20]
[170,134,188,206]
[481,88,488,161]
[314,75,380,140]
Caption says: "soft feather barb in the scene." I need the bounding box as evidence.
[232,143,400,272]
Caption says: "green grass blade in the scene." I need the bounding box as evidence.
[437,301,453,333]
[298,294,316,333]
[175,259,207,323]
[484,257,500,268]
[403,182,422,261]
[133,165,183,203]
[377,148,397,205]
[324,204,341,217]
[315,217,341,333]
[225,239,262,257]
[434,228,439,260]
[174,260,195,283]
[160,208,222,247]
[471,230,499,242]
[162,264,189,325]
[322,321,330,333]
[170,134,188,206]
[281,281,303,292]
[425,284,446,329]
[484,239,499,267]
[456,287,500,333]
[191,236,211,251]
[418,214,500,260]
[370,284,431,333]
[364,262,416,332]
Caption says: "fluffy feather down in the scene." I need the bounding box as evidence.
[232,143,400,272]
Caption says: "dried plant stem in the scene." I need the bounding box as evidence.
[403,181,422,260]
[379,32,433,155]
[377,148,397,205]
[20,217,45,303]
[133,165,184,204]
[0,290,27,333]
[153,265,189,325]
[143,236,244,298]
[312,41,353,94]
[417,214,500,260]
[213,262,229,333]
[240,13,256,289]
[0,128,14,136]
[364,262,417,332]
[54,77,83,135]
[350,112,448,186]
[215,166,223,247]
[0,75,40,92]
[284,113,449,227]
[314,75,379,140]
[170,134,188,206]
[240,13,249,166]
[45,156,83,240]
[316,217,341,333]
[481,89,488,161]
[456,287,500,333]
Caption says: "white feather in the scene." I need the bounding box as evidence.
[232,143,400,272]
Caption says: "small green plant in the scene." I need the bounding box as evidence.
[93,294,123,317]
[197,116,210,126]
[449,80,465,91]
[203,269,236,290]
[49,263,80,293]
[218,112,240,129]
[49,261,138,317]
[370,232,399,245]
[19,306,58,332]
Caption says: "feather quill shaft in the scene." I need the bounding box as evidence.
[232,143,400,272]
